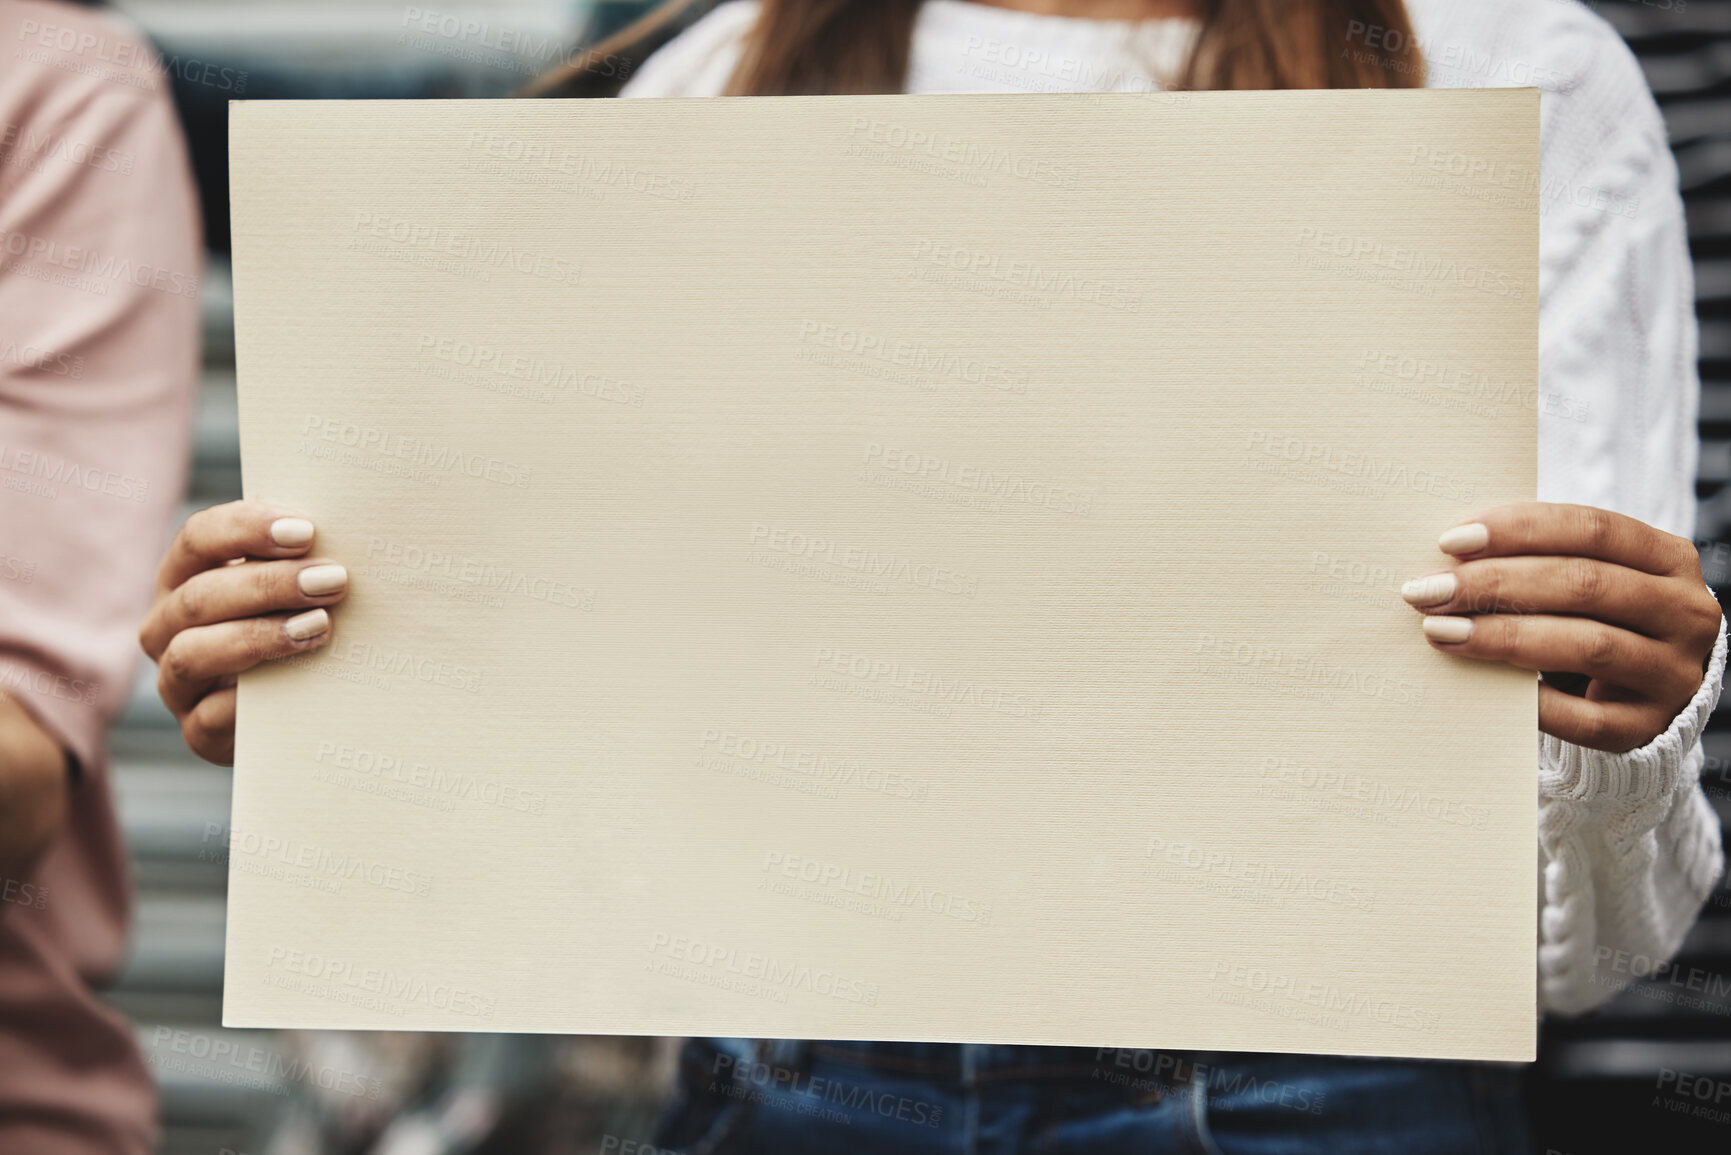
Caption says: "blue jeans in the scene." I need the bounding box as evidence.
[654,1039,1530,1154]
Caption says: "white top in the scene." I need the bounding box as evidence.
[622,0,1727,1018]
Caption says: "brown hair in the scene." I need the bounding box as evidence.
[526,0,1424,98]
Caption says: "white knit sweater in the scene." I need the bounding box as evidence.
[620,0,1729,1017]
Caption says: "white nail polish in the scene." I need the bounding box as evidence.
[1437,523,1489,555]
[284,608,329,641]
[1422,616,1474,644]
[270,517,315,547]
[297,564,348,597]
[1400,573,1457,607]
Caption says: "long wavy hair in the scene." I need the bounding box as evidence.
[527,0,1425,98]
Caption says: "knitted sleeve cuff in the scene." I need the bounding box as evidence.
[1538,614,1727,806]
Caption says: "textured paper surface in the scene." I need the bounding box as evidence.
[227,91,1538,1060]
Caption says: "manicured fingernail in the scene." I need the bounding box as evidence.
[284,608,329,641]
[1422,616,1474,644]
[270,517,315,547]
[297,564,348,597]
[1400,572,1458,606]
[1438,523,1489,555]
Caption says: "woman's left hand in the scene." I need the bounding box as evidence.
[1400,503,1722,753]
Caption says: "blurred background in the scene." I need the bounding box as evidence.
[54,0,1731,1151]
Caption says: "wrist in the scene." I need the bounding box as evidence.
[0,692,71,886]
[1540,614,1728,804]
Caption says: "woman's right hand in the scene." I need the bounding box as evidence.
[139,500,349,765]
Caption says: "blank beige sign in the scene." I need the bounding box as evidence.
[226,90,1538,1060]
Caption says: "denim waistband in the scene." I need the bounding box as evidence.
[698,1039,1440,1083]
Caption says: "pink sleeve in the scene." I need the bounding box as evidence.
[0,11,200,774]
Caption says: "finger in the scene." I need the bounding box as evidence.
[140,558,348,659]
[157,501,319,595]
[1400,557,1680,638]
[1420,612,1699,701]
[1538,682,1670,754]
[1437,503,1698,577]
[156,611,330,716]
[182,686,237,766]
